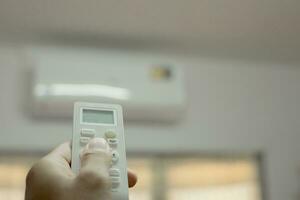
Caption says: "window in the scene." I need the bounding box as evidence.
[128,159,153,200]
[0,156,36,200]
[165,157,262,200]
[0,154,263,200]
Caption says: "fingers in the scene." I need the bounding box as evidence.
[80,138,111,173]
[26,140,138,200]
[75,138,112,191]
[128,169,138,188]
[41,142,74,179]
[25,149,73,200]
[47,142,72,167]
[48,139,138,190]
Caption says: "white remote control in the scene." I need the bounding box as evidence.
[71,102,129,200]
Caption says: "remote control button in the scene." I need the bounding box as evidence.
[81,129,96,137]
[111,177,121,188]
[111,189,118,192]
[111,151,119,163]
[80,137,90,145]
[109,168,120,177]
[107,138,118,146]
[105,131,117,139]
[111,177,121,182]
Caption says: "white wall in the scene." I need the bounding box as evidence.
[0,44,300,200]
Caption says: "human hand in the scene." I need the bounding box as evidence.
[25,138,137,200]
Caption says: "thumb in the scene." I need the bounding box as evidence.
[80,138,111,174]
[75,138,112,192]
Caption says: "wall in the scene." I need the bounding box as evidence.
[0,44,300,200]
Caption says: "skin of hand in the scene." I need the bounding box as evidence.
[25,138,137,200]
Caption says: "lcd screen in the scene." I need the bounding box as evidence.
[82,109,114,124]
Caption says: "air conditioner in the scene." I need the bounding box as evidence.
[29,46,187,122]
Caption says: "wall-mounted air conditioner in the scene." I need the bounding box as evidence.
[29,46,187,122]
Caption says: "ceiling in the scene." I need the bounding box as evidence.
[0,0,300,60]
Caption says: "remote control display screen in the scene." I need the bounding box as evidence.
[82,109,114,124]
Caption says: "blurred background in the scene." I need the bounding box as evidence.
[0,0,300,200]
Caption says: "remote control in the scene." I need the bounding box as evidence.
[71,102,129,200]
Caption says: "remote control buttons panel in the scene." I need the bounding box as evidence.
[81,129,96,137]
[80,129,96,145]
[80,137,91,145]
[111,151,119,163]
[105,130,118,148]
[80,128,121,190]
[105,130,117,138]
[105,131,120,190]
[110,168,121,189]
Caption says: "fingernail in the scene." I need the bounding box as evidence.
[87,138,108,151]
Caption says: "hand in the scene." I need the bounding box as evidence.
[25,138,137,200]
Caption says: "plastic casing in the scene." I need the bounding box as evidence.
[71,102,129,200]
